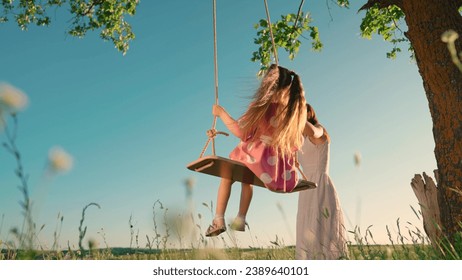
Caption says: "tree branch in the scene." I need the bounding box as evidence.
[293,0,305,29]
[80,0,105,17]
[358,0,402,11]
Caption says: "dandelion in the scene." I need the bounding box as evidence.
[442,30,462,72]
[0,83,29,114]
[354,151,362,167]
[441,30,459,43]
[48,146,74,174]
[88,238,97,250]
[184,177,196,199]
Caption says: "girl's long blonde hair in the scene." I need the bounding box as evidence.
[239,64,307,156]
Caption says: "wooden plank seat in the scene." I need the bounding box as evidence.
[187,155,316,193]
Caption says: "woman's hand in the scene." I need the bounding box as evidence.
[212,104,225,118]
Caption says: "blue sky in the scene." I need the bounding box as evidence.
[0,1,437,249]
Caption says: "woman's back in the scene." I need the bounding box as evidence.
[298,137,330,179]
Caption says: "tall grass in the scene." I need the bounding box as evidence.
[2,189,458,260]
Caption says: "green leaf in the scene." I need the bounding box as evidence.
[337,0,350,8]
[1,0,139,55]
[252,11,323,76]
[359,3,410,59]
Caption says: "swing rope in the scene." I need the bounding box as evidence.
[264,0,279,66]
[212,0,219,116]
[263,0,308,181]
[199,0,229,158]
[264,0,306,67]
[293,0,308,181]
[190,0,314,191]
[200,0,309,184]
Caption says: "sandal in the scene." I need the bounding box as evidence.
[205,218,226,237]
[230,217,246,232]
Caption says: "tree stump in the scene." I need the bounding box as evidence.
[410,171,442,246]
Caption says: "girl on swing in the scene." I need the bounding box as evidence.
[206,64,307,237]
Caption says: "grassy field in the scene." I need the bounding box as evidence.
[2,224,455,262]
[0,244,448,260]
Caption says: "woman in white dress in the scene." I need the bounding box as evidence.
[296,103,348,260]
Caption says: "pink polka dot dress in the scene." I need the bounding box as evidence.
[229,103,301,192]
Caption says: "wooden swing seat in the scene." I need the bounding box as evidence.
[187,155,316,193]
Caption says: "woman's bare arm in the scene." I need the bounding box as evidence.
[303,121,324,139]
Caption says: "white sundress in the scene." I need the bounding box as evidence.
[295,136,348,260]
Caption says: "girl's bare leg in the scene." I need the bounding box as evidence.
[206,178,234,237]
[238,183,253,218]
[231,183,253,231]
[214,178,233,227]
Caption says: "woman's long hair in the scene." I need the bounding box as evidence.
[306,103,330,143]
[239,64,307,156]
[306,103,319,125]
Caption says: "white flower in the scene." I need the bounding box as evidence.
[441,30,459,43]
[48,146,74,173]
[184,177,196,189]
[0,83,28,113]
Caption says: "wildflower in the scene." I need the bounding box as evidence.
[48,146,74,174]
[0,83,29,114]
[354,151,362,167]
[441,30,459,43]
[88,238,97,250]
[184,177,195,198]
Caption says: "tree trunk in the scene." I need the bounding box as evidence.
[410,171,441,246]
[401,0,462,243]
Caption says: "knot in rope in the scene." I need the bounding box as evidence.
[207,128,229,138]
[199,128,229,158]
